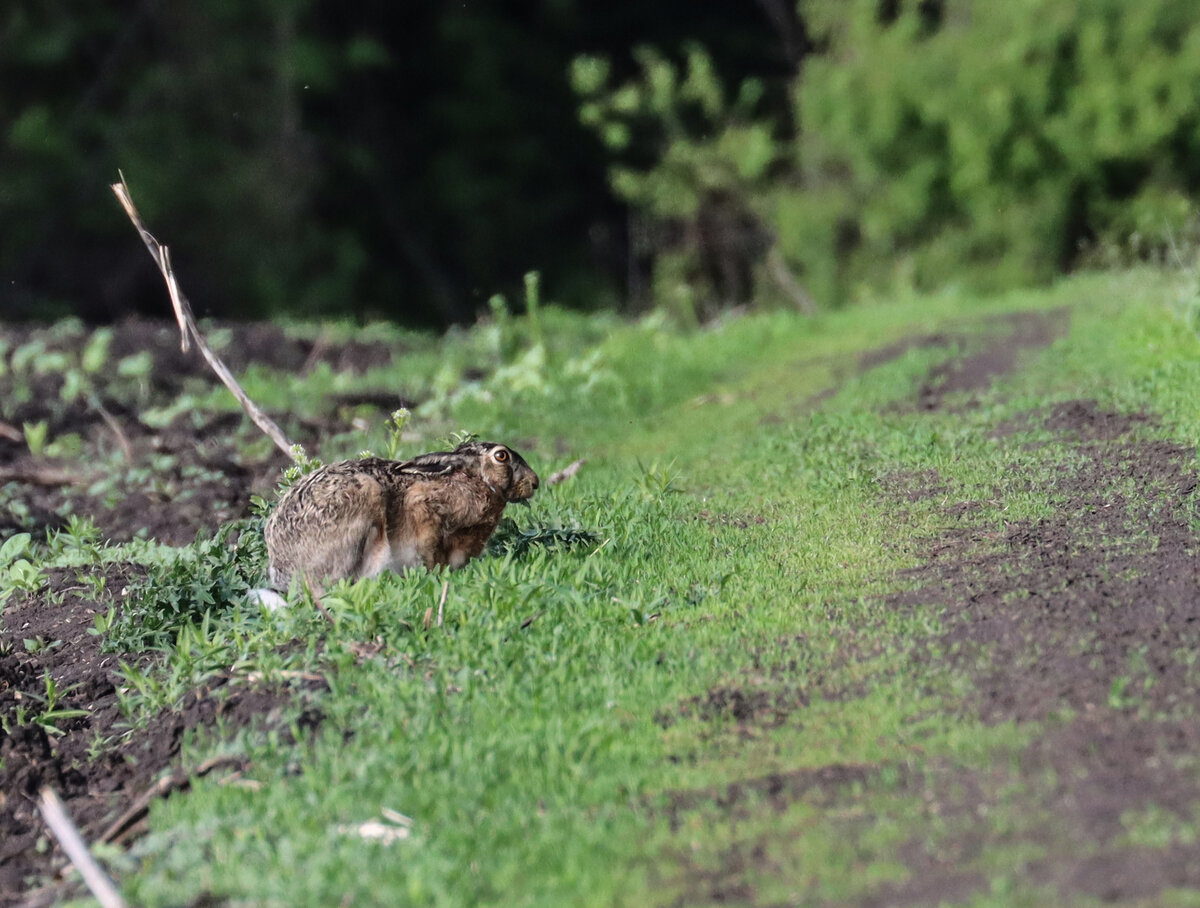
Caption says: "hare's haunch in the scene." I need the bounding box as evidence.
[265,441,538,593]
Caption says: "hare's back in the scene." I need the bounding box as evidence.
[267,461,395,540]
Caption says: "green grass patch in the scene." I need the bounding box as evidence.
[13,267,1200,905]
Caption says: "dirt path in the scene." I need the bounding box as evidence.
[666,309,1200,906]
[881,405,1200,903]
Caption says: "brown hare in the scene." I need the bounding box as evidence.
[265,441,538,593]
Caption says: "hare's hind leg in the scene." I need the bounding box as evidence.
[286,480,390,586]
[355,514,393,579]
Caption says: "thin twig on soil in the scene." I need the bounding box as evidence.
[92,400,134,462]
[241,669,326,684]
[38,788,128,908]
[302,579,334,622]
[98,755,246,847]
[0,466,78,487]
[546,458,586,486]
[110,173,297,461]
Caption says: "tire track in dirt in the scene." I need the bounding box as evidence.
[659,307,1200,906]
[656,309,1072,905]
[878,395,1200,905]
[866,306,1200,904]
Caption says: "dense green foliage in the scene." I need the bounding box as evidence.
[793,0,1200,301]
[104,518,267,652]
[572,45,789,320]
[580,0,1200,309]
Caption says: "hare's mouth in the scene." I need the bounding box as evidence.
[509,482,538,504]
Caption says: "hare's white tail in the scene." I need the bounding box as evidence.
[247,588,289,611]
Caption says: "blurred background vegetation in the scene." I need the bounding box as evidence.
[5,0,1200,326]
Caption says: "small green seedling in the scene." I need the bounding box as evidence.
[22,420,48,457]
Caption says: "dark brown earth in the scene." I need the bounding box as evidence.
[0,321,383,905]
[0,564,325,905]
[662,310,1200,906]
[912,309,1067,411]
[874,395,1200,906]
[0,319,407,544]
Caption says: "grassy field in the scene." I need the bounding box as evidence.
[5,268,1200,906]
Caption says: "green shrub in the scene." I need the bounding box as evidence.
[581,1,1200,310]
[792,0,1200,302]
[572,45,789,320]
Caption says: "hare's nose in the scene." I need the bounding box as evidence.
[532,476,540,490]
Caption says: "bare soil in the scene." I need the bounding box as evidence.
[0,321,365,904]
[0,319,403,544]
[876,395,1200,905]
[0,563,325,905]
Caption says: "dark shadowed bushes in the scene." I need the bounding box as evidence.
[0,1,786,324]
[8,1,1199,323]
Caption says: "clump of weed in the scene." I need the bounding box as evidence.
[103,518,268,652]
[0,532,43,605]
[486,517,600,558]
[250,445,325,520]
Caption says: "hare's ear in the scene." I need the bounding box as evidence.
[400,462,453,478]
[399,455,456,478]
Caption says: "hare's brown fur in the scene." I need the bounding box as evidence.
[264,441,538,593]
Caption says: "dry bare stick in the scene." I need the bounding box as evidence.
[0,466,77,487]
[546,458,586,486]
[585,537,612,559]
[38,788,128,908]
[436,580,448,627]
[98,755,246,847]
[0,420,22,443]
[381,806,414,826]
[766,244,816,315]
[242,668,326,684]
[301,578,334,622]
[110,174,297,461]
[92,401,134,462]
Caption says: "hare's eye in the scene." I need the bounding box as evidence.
[494,449,509,463]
